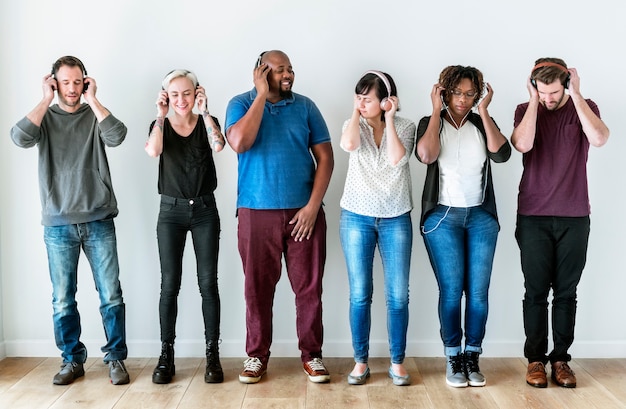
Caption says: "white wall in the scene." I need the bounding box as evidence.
[1,0,625,360]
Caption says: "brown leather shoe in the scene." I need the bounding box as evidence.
[526,361,547,388]
[551,361,576,388]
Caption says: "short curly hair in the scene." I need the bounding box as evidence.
[439,65,484,107]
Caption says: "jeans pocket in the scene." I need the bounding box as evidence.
[421,206,450,235]
[159,202,175,212]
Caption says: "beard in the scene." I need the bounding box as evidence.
[58,94,81,108]
[542,93,565,111]
[279,88,293,99]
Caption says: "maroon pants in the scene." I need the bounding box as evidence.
[237,207,326,363]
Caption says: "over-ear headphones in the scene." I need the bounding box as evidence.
[530,61,570,89]
[51,56,88,93]
[255,51,268,69]
[364,70,393,111]
[161,69,200,105]
[161,69,199,90]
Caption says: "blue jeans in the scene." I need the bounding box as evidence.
[340,209,412,364]
[44,219,127,364]
[157,195,221,344]
[515,215,590,364]
[422,205,498,356]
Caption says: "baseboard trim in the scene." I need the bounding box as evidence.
[4,339,626,359]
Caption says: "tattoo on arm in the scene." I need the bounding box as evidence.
[207,127,225,149]
[154,117,164,132]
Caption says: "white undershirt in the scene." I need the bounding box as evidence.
[437,120,487,207]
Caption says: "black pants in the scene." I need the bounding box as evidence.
[157,195,221,343]
[515,215,590,364]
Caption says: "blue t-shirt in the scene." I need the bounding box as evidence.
[225,89,331,209]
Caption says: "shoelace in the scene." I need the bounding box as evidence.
[111,360,127,373]
[243,357,263,372]
[61,362,79,371]
[307,358,326,371]
[555,363,574,376]
[465,353,480,373]
[529,362,545,374]
[449,355,464,374]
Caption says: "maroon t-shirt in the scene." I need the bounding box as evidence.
[514,97,600,217]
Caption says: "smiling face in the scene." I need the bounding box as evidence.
[263,51,294,99]
[166,76,196,116]
[55,65,85,111]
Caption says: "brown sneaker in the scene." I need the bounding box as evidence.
[239,357,267,384]
[526,361,547,388]
[303,358,330,383]
[551,361,576,388]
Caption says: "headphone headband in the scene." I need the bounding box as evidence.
[364,70,391,99]
[51,56,87,77]
[530,61,570,89]
[531,61,569,75]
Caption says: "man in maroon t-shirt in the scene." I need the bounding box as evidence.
[511,58,609,389]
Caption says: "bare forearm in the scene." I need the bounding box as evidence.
[511,100,539,153]
[145,116,164,157]
[570,94,610,147]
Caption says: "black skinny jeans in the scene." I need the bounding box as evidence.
[157,195,221,344]
[515,214,590,364]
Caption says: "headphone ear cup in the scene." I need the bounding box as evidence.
[380,98,392,111]
[564,74,570,89]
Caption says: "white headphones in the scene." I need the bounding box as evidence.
[364,70,393,111]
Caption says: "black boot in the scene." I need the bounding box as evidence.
[152,342,175,384]
[204,340,224,383]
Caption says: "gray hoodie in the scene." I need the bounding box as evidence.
[10,103,127,226]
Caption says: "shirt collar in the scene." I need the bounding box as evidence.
[247,88,295,106]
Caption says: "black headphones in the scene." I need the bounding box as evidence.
[161,69,199,90]
[255,51,268,68]
[51,56,88,93]
[530,61,570,89]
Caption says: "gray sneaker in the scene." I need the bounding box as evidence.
[109,360,130,385]
[53,361,84,385]
[464,351,486,387]
[446,354,468,387]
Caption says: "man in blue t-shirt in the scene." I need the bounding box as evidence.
[511,58,609,389]
[225,50,334,384]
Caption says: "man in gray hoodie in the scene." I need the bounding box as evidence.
[10,56,130,386]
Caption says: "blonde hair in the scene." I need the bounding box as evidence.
[161,69,199,90]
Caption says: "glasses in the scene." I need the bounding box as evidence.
[450,89,478,99]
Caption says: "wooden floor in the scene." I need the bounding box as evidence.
[0,356,625,408]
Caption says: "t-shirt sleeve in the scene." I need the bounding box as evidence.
[307,100,331,146]
[225,95,249,135]
[513,103,528,128]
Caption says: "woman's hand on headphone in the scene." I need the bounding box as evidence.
[431,83,445,111]
[196,85,208,114]
[477,82,493,110]
[156,90,169,117]
[384,96,399,118]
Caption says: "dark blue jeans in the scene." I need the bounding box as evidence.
[422,205,499,356]
[515,215,590,364]
[44,219,127,363]
[157,195,221,343]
